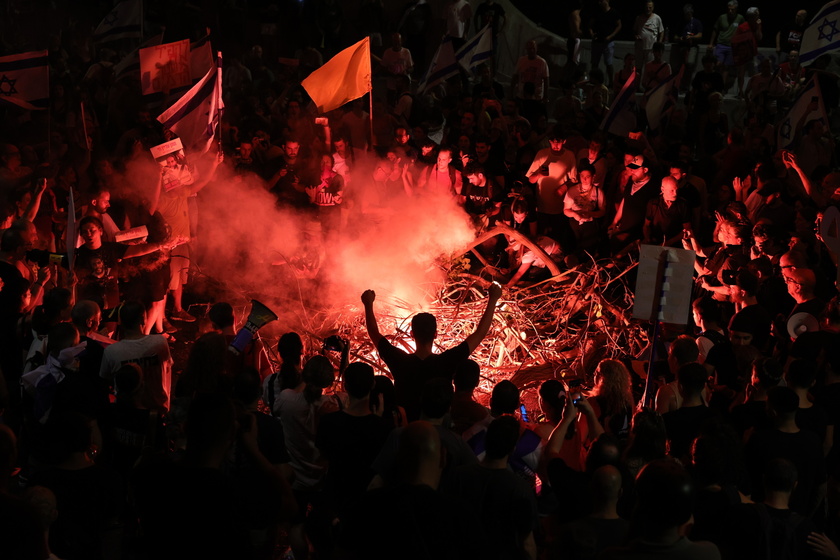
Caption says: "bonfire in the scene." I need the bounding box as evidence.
[252,225,654,403]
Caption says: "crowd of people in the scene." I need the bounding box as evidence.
[2,0,840,559]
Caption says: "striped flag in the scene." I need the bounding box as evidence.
[418,36,459,94]
[601,69,638,136]
[645,65,683,131]
[800,0,840,64]
[94,0,142,44]
[777,76,828,149]
[0,50,49,111]
[157,53,224,154]
[455,24,493,71]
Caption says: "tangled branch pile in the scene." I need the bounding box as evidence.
[287,257,652,399]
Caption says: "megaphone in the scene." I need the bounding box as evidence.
[229,299,278,355]
[787,312,819,340]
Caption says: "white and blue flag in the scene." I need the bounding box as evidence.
[800,0,840,64]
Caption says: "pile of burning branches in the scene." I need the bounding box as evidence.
[235,226,652,404]
[280,242,651,399]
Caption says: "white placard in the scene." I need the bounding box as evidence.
[633,245,696,324]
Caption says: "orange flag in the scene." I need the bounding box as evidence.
[302,38,371,113]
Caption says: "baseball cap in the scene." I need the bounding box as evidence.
[626,155,645,169]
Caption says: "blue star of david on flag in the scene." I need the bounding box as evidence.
[104,9,119,26]
[0,75,18,96]
[818,17,840,41]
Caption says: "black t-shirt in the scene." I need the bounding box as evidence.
[316,410,390,510]
[75,242,128,280]
[548,457,591,523]
[663,405,720,461]
[731,399,771,438]
[377,338,471,421]
[745,428,826,514]
[133,463,250,560]
[645,196,690,246]
[463,177,504,217]
[678,181,702,211]
[28,465,124,560]
[796,405,829,442]
[779,23,806,54]
[789,298,827,322]
[721,503,818,560]
[704,337,739,390]
[815,380,840,474]
[445,463,537,558]
[591,7,621,42]
[340,483,488,560]
[616,175,660,237]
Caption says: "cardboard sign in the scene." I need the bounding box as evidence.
[633,245,696,324]
[140,39,191,95]
[150,138,194,192]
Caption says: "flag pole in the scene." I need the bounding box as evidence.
[47,105,52,162]
[80,101,91,153]
[216,51,223,155]
[368,36,374,152]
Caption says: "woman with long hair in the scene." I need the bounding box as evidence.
[588,359,635,444]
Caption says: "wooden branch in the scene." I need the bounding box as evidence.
[464,223,564,278]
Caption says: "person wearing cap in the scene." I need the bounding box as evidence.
[526,128,578,244]
[608,151,660,252]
